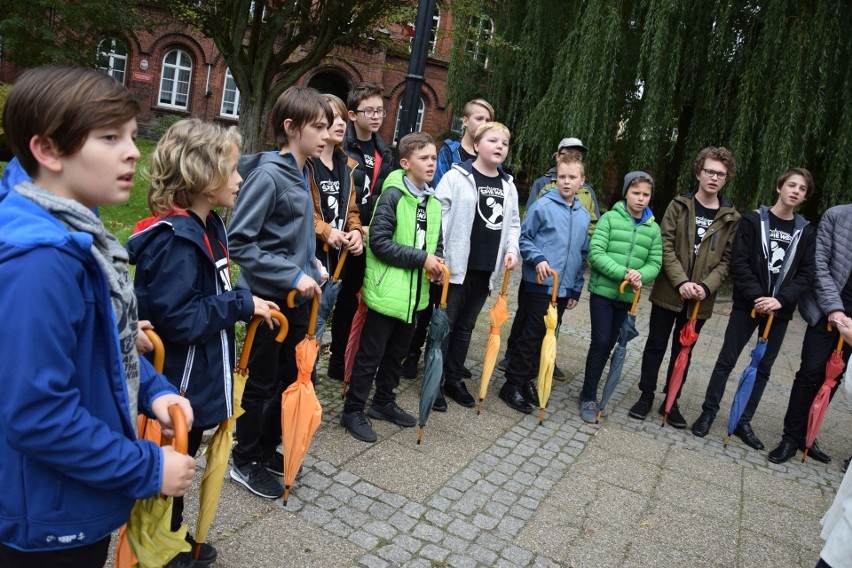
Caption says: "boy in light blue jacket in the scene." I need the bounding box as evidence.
[500,155,590,413]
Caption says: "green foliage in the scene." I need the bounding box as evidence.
[0,83,10,160]
[99,139,157,245]
[148,113,185,141]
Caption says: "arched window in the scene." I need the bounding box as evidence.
[220,68,240,118]
[97,38,129,84]
[466,16,493,64]
[159,49,193,109]
[408,8,440,55]
[393,97,425,145]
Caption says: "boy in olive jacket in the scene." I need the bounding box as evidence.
[341,133,445,443]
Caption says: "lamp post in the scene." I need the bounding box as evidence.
[395,0,437,144]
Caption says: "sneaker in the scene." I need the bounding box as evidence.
[553,365,566,381]
[164,551,196,568]
[462,367,473,379]
[497,357,510,372]
[341,411,378,442]
[230,462,284,499]
[628,392,654,420]
[401,354,420,379]
[579,399,599,423]
[367,401,417,427]
[261,449,285,476]
[659,402,687,429]
[432,391,448,412]
[185,534,217,565]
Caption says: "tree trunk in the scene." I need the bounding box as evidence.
[238,95,273,154]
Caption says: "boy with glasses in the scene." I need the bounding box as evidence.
[628,147,741,428]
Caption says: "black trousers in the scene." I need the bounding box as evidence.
[0,536,110,568]
[406,283,442,359]
[171,426,206,531]
[329,252,366,374]
[443,270,491,383]
[581,294,630,402]
[781,316,852,445]
[504,290,567,386]
[701,308,788,424]
[233,300,310,467]
[504,281,527,361]
[638,302,707,397]
[344,308,414,413]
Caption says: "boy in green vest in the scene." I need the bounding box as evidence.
[341,132,445,443]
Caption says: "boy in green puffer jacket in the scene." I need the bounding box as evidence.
[579,171,663,423]
[341,132,445,443]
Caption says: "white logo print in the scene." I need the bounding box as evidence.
[478,185,504,230]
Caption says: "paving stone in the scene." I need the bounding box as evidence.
[314,460,337,476]
[364,520,396,540]
[368,501,396,520]
[428,495,452,511]
[420,543,450,562]
[379,492,408,509]
[448,518,480,541]
[497,514,525,537]
[350,494,375,512]
[446,553,478,568]
[358,553,389,568]
[401,559,431,568]
[301,471,334,490]
[300,504,334,525]
[467,543,499,565]
[395,535,424,554]
[334,470,360,486]
[425,509,453,527]
[472,512,500,530]
[502,544,534,566]
[328,482,357,502]
[377,544,412,564]
[353,481,384,498]
[412,522,444,542]
[348,529,381,550]
[442,534,470,554]
[483,500,510,518]
[389,510,418,532]
[324,519,353,538]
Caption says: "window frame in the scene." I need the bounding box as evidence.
[158,48,193,110]
[220,68,241,118]
[97,38,129,84]
[393,96,426,145]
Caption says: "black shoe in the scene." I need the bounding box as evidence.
[734,423,764,450]
[499,382,532,414]
[340,411,377,442]
[843,457,850,473]
[368,401,416,427]
[628,392,654,420]
[230,461,284,499]
[768,439,797,464]
[802,439,832,464]
[260,449,285,476]
[691,411,714,437]
[443,379,475,408]
[462,367,473,379]
[553,365,566,381]
[521,380,539,407]
[497,357,510,372]
[327,361,344,381]
[165,552,196,568]
[401,353,420,379]
[432,392,448,412]
[659,402,687,429]
[185,535,217,565]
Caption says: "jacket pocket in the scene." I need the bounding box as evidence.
[375,267,390,287]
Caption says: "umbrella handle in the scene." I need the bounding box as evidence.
[500,267,512,295]
[143,329,165,374]
[286,290,322,337]
[619,280,641,315]
[689,300,701,321]
[439,264,451,307]
[827,322,846,353]
[165,405,188,455]
[536,268,559,304]
[750,309,775,341]
[237,311,288,373]
[332,248,349,281]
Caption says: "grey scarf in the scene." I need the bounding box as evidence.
[17,183,141,424]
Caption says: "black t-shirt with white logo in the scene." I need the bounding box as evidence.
[313,159,343,231]
[767,210,795,293]
[693,200,719,256]
[467,167,504,271]
[359,137,376,203]
[415,198,428,251]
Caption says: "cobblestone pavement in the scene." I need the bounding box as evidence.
[112,272,851,567]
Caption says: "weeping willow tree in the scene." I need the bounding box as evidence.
[449,0,851,216]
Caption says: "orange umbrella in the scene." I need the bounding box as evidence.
[281,291,323,506]
[803,326,846,462]
[477,268,512,414]
[662,300,701,427]
[536,268,559,426]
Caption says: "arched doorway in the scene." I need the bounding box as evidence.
[307,69,350,103]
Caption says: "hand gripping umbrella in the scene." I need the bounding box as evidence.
[417,264,451,444]
[315,247,348,345]
[724,309,774,447]
[342,291,368,399]
[281,291,324,505]
[662,300,701,427]
[597,281,641,422]
[193,311,288,560]
[477,268,512,414]
[803,325,847,462]
[536,268,559,426]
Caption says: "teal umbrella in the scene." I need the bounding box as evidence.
[597,282,641,422]
[725,310,774,446]
[418,264,450,445]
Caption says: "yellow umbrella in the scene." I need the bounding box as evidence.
[536,268,559,425]
[192,311,288,560]
[477,268,512,414]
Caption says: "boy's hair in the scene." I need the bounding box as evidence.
[692,146,736,181]
[462,98,494,120]
[271,86,333,149]
[776,167,814,196]
[4,66,140,176]
[322,93,347,151]
[556,154,585,175]
[473,122,511,144]
[398,132,435,161]
[626,175,655,197]
[347,82,384,112]
[147,118,242,216]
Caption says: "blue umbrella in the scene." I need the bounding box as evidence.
[314,248,348,344]
[597,282,641,422]
[724,310,775,446]
[418,265,450,445]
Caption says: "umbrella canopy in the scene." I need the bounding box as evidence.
[281,291,323,505]
[662,300,701,426]
[417,264,452,444]
[314,248,348,344]
[477,268,512,414]
[193,311,288,559]
[342,291,368,399]
[803,332,846,461]
[597,282,641,422]
[536,269,560,425]
[724,310,774,447]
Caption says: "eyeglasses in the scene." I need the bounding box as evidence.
[355,108,387,118]
[701,168,728,180]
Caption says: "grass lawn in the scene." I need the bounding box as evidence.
[99,138,158,244]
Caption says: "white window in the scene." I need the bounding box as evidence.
[393,97,425,145]
[466,16,493,64]
[159,49,193,109]
[408,8,440,55]
[220,68,240,118]
[97,38,128,84]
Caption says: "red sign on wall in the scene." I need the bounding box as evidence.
[132,72,153,83]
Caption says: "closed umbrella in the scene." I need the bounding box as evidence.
[662,300,701,427]
[724,310,774,447]
[342,291,368,399]
[536,268,559,426]
[477,268,512,414]
[418,264,451,444]
[315,248,348,344]
[597,281,641,422]
[281,291,323,505]
[803,330,846,462]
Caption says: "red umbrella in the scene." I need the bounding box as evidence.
[342,291,368,399]
[803,330,846,462]
[662,300,701,427]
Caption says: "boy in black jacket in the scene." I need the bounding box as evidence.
[691,168,815,449]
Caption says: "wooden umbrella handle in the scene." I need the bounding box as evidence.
[750,309,776,341]
[689,300,701,320]
[500,267,512,295]
[439,264,451,307]
[143,329,165,374]
[166,405,188,455]
[238,310,288,373]
[536,268,559,304]
[286,290,321,338]
[619,280,641,315]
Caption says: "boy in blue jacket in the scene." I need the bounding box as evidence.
[0,66,195,565]
[500,155,590,413]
